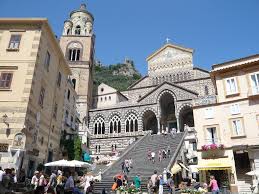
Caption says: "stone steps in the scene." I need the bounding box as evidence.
[93,133,185,193]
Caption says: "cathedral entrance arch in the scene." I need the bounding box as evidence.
[143,110,158,134]
[178,105,194,132]
[158,91,177,132]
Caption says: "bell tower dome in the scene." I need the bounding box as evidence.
[59,4,95,135]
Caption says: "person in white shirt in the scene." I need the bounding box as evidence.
[31,171,39,190]
[0,166,5,193]
[84,172,94,192]
[151,151,156,163]
[0,167,5,182]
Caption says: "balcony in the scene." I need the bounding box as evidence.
[192,95,217,107]
[248,86,259,98]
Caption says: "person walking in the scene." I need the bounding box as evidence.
[64,171,75,194]
[31,171,39,190]
[167,175,175,194]
[208,175,219,194]
[158,150,162,162]
[35,171,46,194]
[133,174,141,190]
[151,151,156,163]
[151,170,158,194]
[158,175,164,194]
[121,161,125,173]
[147,177,153,194]
[147,149,152,161]
[129,158,133,169]
[84,172,94,193]
[47,170,57,194]
[167,146,171,158]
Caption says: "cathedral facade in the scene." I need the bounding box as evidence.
[58,4,215,156]
[89,43,215,154]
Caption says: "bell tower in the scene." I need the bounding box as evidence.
[59,4,95,134]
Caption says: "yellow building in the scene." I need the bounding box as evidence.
[193,54,259,193]
[0,18,71,176]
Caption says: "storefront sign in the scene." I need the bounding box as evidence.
[0,143,9,152]
[12,133,26,149]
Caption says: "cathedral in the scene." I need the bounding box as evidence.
[60,4,215,155]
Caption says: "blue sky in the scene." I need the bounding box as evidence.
[1,0,259,75]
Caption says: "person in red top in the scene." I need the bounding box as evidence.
[209,175,219,194]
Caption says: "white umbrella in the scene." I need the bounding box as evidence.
[70,160,92,168]
[44,159,68,167]
[246,170,259,176]
[44,159,91,168]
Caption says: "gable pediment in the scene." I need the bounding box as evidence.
[137,82,198,104]
[147,44,194,74]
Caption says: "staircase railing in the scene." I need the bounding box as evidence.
[102,132,150,176]
[166,130,188,171]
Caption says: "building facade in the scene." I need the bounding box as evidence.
[89,43,215,155]
[59,4,95,137]
[193,54,259,193]
[62,77,80,140]
[0,19,71,176]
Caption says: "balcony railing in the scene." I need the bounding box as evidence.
[193,95,217,107]
[248,86,259,97]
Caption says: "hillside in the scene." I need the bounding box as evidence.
[93,61,142,93]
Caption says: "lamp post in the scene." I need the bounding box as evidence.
[2,114,9,128]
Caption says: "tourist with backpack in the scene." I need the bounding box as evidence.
[47,170,57,194]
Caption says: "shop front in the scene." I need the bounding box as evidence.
[197,158,233,189]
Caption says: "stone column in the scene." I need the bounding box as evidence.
[176,116,180,133]
[157,117,161,133]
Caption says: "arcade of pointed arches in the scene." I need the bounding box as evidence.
[91,90,194,136]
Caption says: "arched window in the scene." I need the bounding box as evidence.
[109,115,121,134]
[75,25,81,35]
[125,113,138,133]
[72,79,76,89]
[93,117,105,135]
[67,29,70,35]
[67,42,82,62]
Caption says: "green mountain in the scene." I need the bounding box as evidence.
[93,61,142,93]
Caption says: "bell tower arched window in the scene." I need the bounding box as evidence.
[67,42,83,62]
[67,29,70,35]
[75,25,81,35]
[125,113,138,133]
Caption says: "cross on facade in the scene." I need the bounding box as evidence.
[166,37,171,44]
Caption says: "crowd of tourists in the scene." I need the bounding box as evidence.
[0,165,97,194]
[147,146,171,163]
[0,167,18,193]
[30,169,96,194]
[111,173,141,192]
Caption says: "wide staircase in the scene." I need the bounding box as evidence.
[93,132,185,193]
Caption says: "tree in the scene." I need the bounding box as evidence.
[74,136,82,160]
